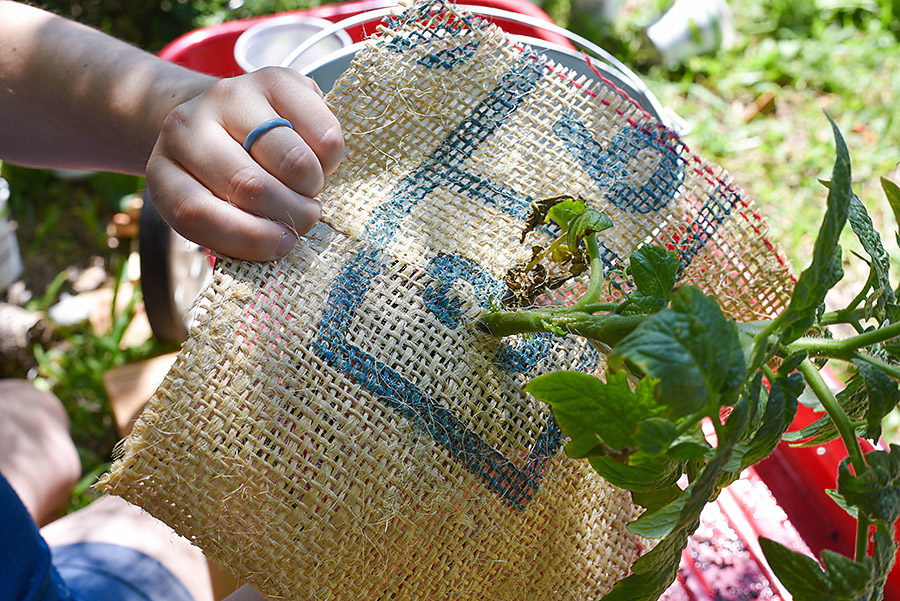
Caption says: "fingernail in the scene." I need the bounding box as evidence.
[275,231,295,258]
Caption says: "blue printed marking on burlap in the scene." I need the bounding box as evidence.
[417,41,480,69]
[675,182,738,273]
[423,253,504,328]
[494,334,553,373]
[423,253,555,375]
[311,248,557,509]
[365,61,540,248]
[554,113,684,215]
[383,0,476,44]
[310,58,570,509]
[553,113,741,280]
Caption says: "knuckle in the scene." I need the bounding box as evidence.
[168,192,205,240]
[279,144,323,193]
[297,73,320,91]
[160,104,193,139]
[205,77,238,102]
[253,66,296,91]
[315,123,345,175]
[226,164,268,206]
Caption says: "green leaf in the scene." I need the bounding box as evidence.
[777,115,851,344]
[792,361,900,446]
[525,371,660,457]
[622,291,668,315]
[882,176,900,232]
[759,537,873,601]
[631,484,684,513]
[785,372,866,446]
[620,245,681,315]
[633,417,678,455]
[627,487,690,539]
[588,452,684,492]
[610,286,746,416]
[601,525,697,601]
[848,194,895,321]
[566,209,613,252]
[853,358,900,442]
[837,445,900,528]
[628,245,680,300]
[546,197,585,230]
[871,528,899,599]
[629,397,748,538]
[825,488,858,519]
[734,370,801,470]
[666,439,711,460]
[604,398,750,601]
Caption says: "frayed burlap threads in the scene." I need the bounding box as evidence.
[99,1,794,599]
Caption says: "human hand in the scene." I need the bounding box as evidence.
[145,67,344,261]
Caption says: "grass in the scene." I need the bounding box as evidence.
[582,0,900,301]
[2,0,900,508]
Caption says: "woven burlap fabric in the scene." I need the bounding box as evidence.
[99,2,795,599]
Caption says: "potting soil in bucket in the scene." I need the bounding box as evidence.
[99,1,795,598]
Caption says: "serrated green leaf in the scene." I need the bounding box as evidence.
[633,417,678,455]
[778,115,851,344]
[871,528,899,599]
[848,194,895,321]
[629,397,748,538]
[601,524,697,601]
[666,440,711,460]
[759,537,873,601]
[605,398,750,601]
[631,484,684,513]
[588,452,684,492]
[629,245,680,299]
[825,488,858,519]
[621,290,668,315]
[853,358,900,442]
[566,209,613,252]
[784,374,866,446]
[620,245,681,316]
[791,361,900,446]
[610,286,746,416]
[627,487,690,539]
[526,371,660,457]
[546,197,585,230]
[734,370,801,470]
[837,445,900,527]
[882,176,900,232]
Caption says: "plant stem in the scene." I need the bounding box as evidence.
[785,321,900,358]
[798,359,867,476]
[799,357,874,560]
[856,515,872,562]
[477,309,644,348]
[846,277,873,314]
[819,308,867,326]
[572,234,605,311]
[578,302,620,314]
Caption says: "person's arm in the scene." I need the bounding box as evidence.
[0,1,344,260]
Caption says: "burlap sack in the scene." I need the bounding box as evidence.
[99,2,795,599]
